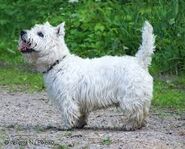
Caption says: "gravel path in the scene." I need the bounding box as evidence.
[0,89,184,149]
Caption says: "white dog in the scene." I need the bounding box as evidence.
[18,21,155,130]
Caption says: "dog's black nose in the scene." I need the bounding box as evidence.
[20,30,27,42]
[20,30,26,37]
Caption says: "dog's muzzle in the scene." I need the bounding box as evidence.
[20,30,27,42]
[18,31,36,53]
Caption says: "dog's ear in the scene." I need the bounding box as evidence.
[56,22,65,36]
[45,21,50,26]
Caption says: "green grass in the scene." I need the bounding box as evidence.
[153,76,185,110]
[0,66,43,92]
[0,65,184,110]
[56,144,69,149]
[102,137,112,145]
[0,129,7,149]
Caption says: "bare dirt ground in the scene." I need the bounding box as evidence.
[0,88,185,149]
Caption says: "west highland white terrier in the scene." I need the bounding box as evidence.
[18,21,155,130]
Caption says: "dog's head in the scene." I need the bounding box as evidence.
[18,22,69,72]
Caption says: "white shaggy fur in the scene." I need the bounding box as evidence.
[18,21,155,130]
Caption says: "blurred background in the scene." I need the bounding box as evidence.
[0,0,184,109]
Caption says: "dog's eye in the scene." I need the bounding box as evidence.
[37,32,44,37]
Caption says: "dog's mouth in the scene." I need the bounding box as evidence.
[19,40,36,53]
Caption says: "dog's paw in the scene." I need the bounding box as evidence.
[75,121,87,129]
[122,122,143,131]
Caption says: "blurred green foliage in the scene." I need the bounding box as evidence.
[0,0,185,74]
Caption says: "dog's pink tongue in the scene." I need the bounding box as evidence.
[19,42,28,51]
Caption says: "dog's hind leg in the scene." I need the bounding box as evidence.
[119,97,151,131]
[75,113,88,129]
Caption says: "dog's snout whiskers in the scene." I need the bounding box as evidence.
[27,38,30,44]
[21,36,26,43]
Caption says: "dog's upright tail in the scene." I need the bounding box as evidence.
[135,21,155,70]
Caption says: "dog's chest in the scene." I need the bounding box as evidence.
[43,66,80,101]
